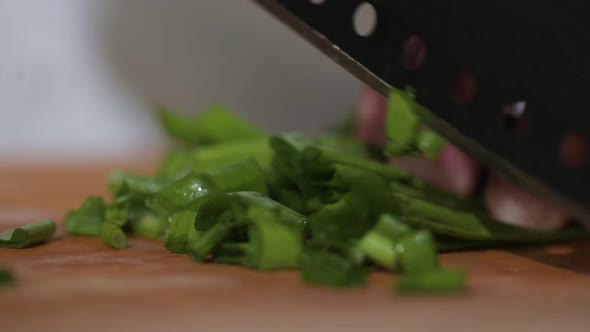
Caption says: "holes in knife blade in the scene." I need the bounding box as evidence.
[559,133,588,170]
[402,35,427,70]
[502,101,531,136]
[452,69,478,105]
[310,0,326,5]
[353,3,377,37]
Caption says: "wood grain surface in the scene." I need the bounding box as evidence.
[1,162,589,332]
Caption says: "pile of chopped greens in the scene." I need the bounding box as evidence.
[1,90,587,294]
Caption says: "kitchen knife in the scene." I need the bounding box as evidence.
[253,0,590,224]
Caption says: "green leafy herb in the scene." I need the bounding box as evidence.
[0,220,56,249]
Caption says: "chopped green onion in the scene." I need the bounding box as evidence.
[417,130,447,159]
[130,213,167,241]
[358,215,411,270]
[300,250,368,288]
[215,206,303,270]
[158,106,264,145]
[159,138,272,178]
[385,88,420,155]
[0,220,56,249]
[0,269,14,286]
[396,231,439,274]
[395,269,466,294]
[99,222,127,249]
[165,210,197,253]
[65,197,105,236]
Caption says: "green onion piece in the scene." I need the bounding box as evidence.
[270,134,411,188]
[145,173,222,214]
[194,192,307,232]
[300,250,368,288]
[0,269,14,286]
[385,88,420,155]
[391,181,484,212]
[65,196,105,236]
[205,158,269,196]
[130,213,167,241]
[0,220,56,249]
[188,192,306,262]
[395,269,466,294]
[99,222,127,249]
[149,159,270,214]
[108,171,170,199]
[105,205,128,227]
[358,231,396,270]
[396,231,439,274]
[372,214,412,239]
[215,206,302,270]
[358,215,411,270]
[188,214,240,262]
[159,138,272,179]
[417,130,447,159]
[157,106,264,145]
[309,167,392,248]
[395,194,589,243]
[165,210,197,253]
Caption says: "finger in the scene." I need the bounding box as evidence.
[357,85,480,195]
[390,144,481,196]
[356,85,387,145]
[484,175,568,231]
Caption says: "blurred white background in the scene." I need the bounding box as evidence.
[0,0,360,161]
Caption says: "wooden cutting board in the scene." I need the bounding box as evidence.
[1,162,589,332]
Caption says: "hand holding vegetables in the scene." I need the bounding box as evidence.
[357,86,570,231]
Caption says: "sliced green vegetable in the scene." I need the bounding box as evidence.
[130,213,167,241]
[189,192,306,262]
[99,222,127,249]
[385,88,420,155]
[396,231,439,274]
[417,130,447,159]
[300,249,368,288]
[149,159,269,214]
[188,213,242,262]
[395,269,466,294]
[0,220,56,249]
[165,210,197,253]
[358,214,411,270]
[0,269,14,286]
[309,167,393,248]
[108,171,170,199]
[391,181,484,212]
[159,138,273,179]
[158,106,264,145]
[65,197,105,236]
[105,205,128,227]
[215,206,303,270]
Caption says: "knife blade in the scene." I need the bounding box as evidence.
[253,0,590,224]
